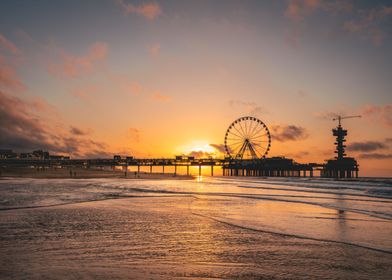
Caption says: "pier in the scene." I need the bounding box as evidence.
[0,156,325,178]
[0,115,360,179]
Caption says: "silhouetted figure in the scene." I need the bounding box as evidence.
[73,171,76,177]
[69,170,72,177]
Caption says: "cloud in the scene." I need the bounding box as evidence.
[148,43,160,56]
[285,0,321,21]
[187,150,214,159]
[285,0,353,20]
[297,90,308,97]
[229,100,267,116]
[0,90,54,151]
[347,141,387,152]
[151,91,171,102]
[0,63,26,92]
[115,0,161,20]
[48,42,108,78]
[59,136,108,157]
[128,127,140,142]
[361,103,392,127]
[284,1,392,46]
[358,153,392,159]
[271,124,308,142]
[109,74,144,96]
[121,81,142,96]
[0,33,19,54]
[286,151,310,159]
[70,85,98,100]
[209,143,226,154]
[70,126,92,136]
[0,35,25,92]
[0,90,108,157]
[343,5,392,45]
[314,109,347,121]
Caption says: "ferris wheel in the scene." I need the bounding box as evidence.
[224,116,271,159]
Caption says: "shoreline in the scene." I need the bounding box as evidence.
[0,167,194,180]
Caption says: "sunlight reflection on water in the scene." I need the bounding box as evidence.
[0,177,391,279]
[195,175,204,182]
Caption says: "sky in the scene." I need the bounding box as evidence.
[0,0,391,177]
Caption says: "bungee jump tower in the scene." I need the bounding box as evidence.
[321,115,360,178]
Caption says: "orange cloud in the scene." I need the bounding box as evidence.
[0,63,26,92]
[343,6,392,46]
[151,91,170,102]
[285,0,352,21]
[271,124,309,142]
[209,144,226,155]
[122,81,142,96]
[148,43,160,56]
[70,85,98,100]
[362,103,392,127]
[115,0,161,20]
[48,42,108,78]
[0,33,19,54]
[70,126,93,136]
[285,0,321,20]
[0,36,25,92]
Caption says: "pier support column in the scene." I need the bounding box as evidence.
[199,165,201,176]
[187,165,189,176]
[174,165,177,176]
[162,165,165,174]
[137,165,140,173]
[150,165,152,173]
[211,165,214,176]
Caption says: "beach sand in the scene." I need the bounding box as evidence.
[1,195,391,279]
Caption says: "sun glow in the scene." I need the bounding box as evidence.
[177,140,217,158]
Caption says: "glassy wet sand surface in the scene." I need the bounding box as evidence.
[1,177,391,279]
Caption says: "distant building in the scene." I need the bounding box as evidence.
[32,150,49,160]
[20,153,30,159]
[49,155,70,160]
[0,149,17,159]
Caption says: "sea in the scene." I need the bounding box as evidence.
[0,176,391,279]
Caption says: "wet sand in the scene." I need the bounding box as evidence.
[1,195,391,279]
[1,177,391,279]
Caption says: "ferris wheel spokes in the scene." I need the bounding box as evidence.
[224,116,271,160]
